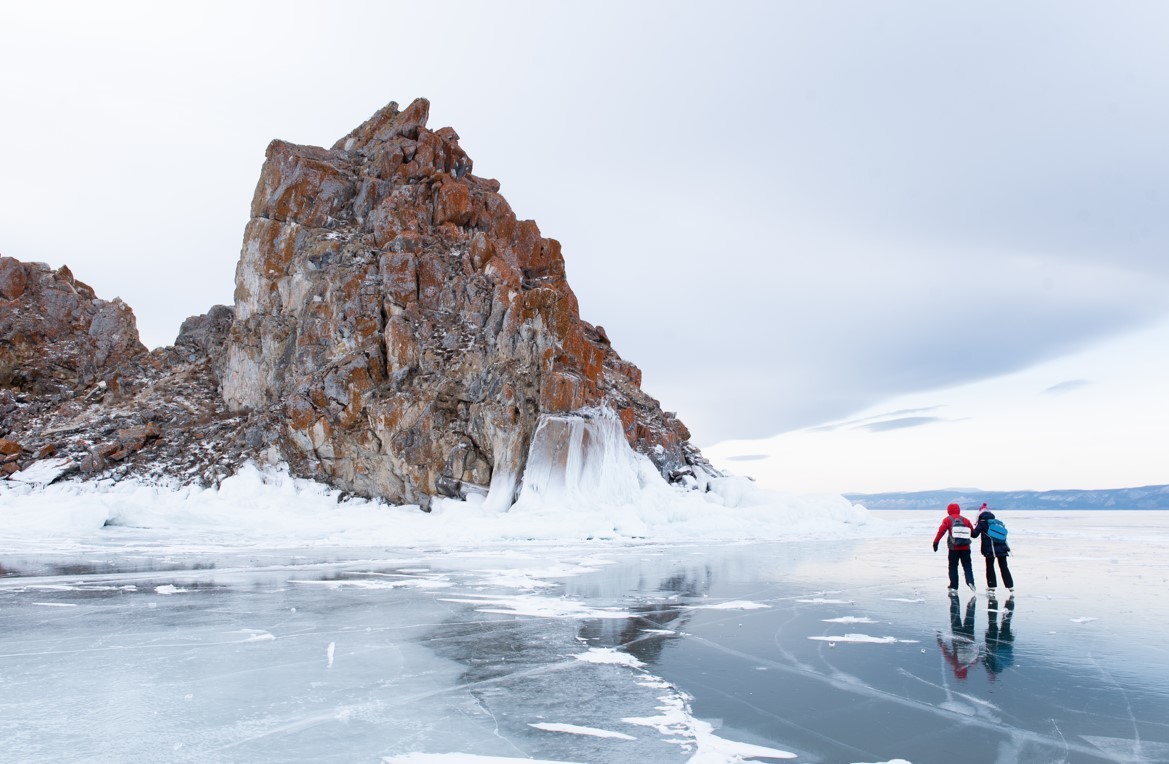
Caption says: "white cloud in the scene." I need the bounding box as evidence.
[706,316,1169,492]
[2,2,1167,490]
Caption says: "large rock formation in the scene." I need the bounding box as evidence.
[3,98,714,506]
[222,98,705,508]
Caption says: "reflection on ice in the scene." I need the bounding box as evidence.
[982,595,1015,680]
[937,594,978,680]
[1,511,1168,762]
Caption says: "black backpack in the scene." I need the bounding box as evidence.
[949,519,972,546]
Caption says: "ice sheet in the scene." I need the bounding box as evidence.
[2,482,1168,763]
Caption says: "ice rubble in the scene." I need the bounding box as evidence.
[0,410,870,550]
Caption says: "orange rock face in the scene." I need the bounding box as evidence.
[222,98,704,507]
[0,256,146,396]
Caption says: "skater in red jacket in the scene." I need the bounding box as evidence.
[932,503,976,592]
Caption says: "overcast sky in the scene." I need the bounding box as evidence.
[3,2,1167,493]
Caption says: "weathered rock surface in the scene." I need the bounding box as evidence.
[0,257,146,396]
[1,264,246,485]
[2,98,715,505]
[222,98,708,507]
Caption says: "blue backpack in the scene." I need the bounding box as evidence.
[986,517,1008,542]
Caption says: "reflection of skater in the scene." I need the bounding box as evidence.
[932,503,976,592]
[981,593,1015,680]
[971,503,1014,593]
[937,593,978,679]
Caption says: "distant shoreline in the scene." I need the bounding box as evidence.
[862,506,1169,511]
[845,484,1169,511]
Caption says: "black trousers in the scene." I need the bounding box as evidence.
[948,548,975,589]
[984,555,1014,589]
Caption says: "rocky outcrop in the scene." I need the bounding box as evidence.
[222,98,707,508]
[0,257,146,396]
[1,265,245,485]
[3,98,715,506]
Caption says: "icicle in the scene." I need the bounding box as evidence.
[515,408,643,510]
[482,465,519,514]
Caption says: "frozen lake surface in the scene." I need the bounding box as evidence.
[2,510,1168,763]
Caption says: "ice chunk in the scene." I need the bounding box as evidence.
[808,634,919,644]
[622,682,797,761]
[572,647,645,668]
[229,629,275,642]
[528,722,636,740]
[686,600,770,611]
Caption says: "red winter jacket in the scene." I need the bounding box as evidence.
[933,513,974,550]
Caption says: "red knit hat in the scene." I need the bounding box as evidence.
[947,503,961,515]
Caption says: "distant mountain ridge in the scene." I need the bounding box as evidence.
[844,484,1169,510]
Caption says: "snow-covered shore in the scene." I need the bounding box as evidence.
[0,461,872,553]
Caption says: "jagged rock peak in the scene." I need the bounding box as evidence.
[331,98,434,153]
[1,252,245,486]
[0,255,146,396]
[222,97,710,508]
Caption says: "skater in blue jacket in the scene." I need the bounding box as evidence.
[971,503,1014,594]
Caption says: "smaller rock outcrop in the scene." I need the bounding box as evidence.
[0,256,145,396]
[2,257,247,486]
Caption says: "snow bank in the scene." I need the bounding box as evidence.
[0,412,871,551]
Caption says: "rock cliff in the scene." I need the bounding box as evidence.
[2,98,715,506]
[222,98,707,508]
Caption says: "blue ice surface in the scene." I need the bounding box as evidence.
[0,510,1167,763]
